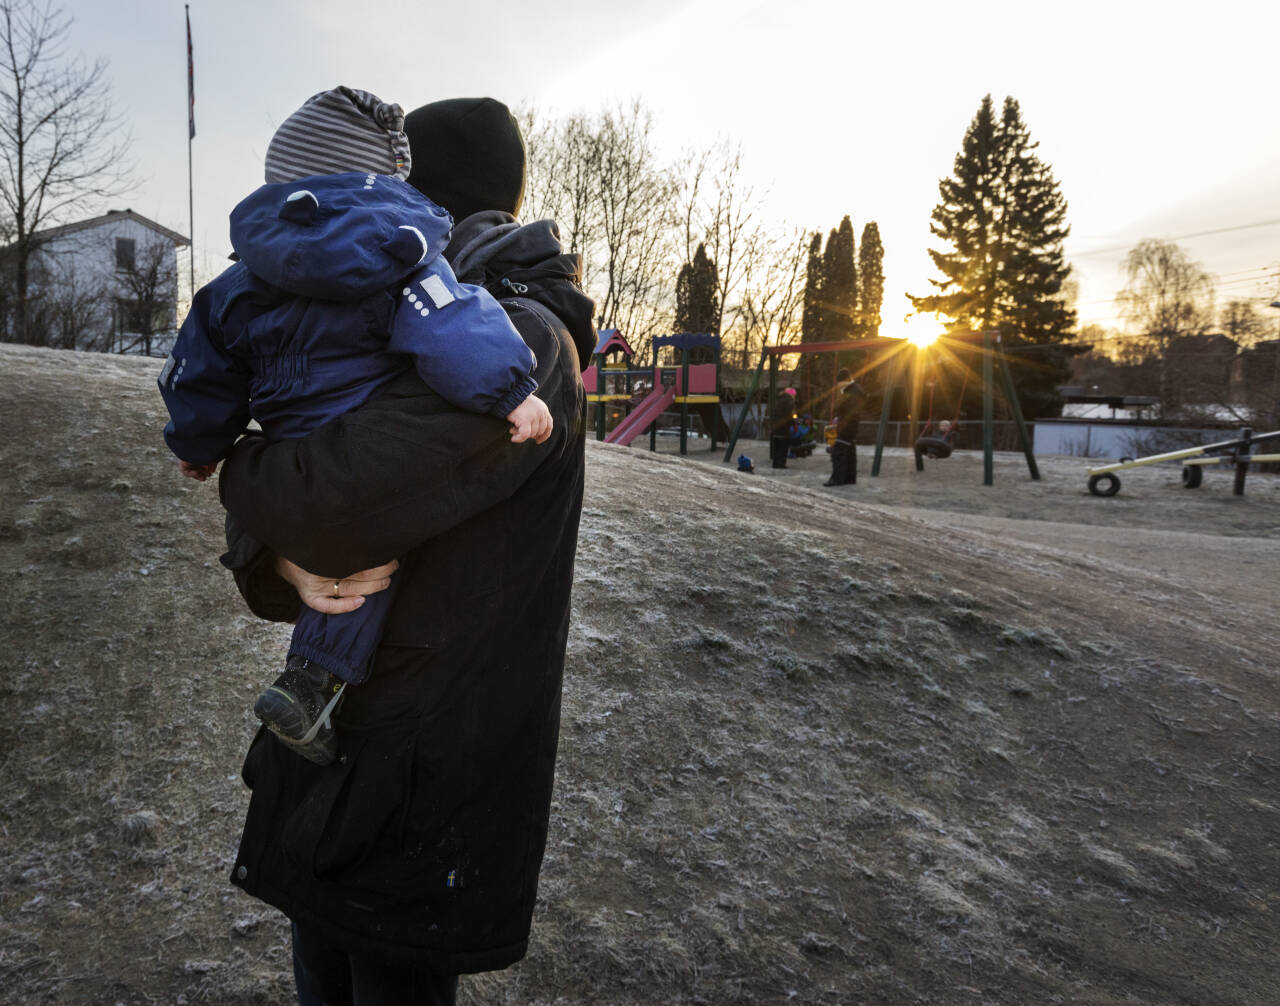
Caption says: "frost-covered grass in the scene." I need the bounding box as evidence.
[2,344,1278,1005]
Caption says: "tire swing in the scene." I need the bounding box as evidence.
[915,431,955,460]
[1087,472,1121,496]
[1181,465,1203,489]
[914,369,968,464]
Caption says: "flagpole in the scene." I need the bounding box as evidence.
[186,4,195,296]
[187,118,194,295]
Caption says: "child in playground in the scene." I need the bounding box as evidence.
[158,86,551,764]
[788,412,817,458]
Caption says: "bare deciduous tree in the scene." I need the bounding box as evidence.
[521,101,822,378]
[112,236,178,356]
[723,226,807,370]
[25,250,107,350]
[676,140,763,342]
[521,101,677,357]
[1116,239,1215,415]
[0,0,131,345]
[519,107,604,294]
[1219,298,1268,349]
[593,102,677,354]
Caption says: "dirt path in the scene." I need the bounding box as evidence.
[881,508,1279,619]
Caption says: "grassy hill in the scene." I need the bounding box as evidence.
[1,344,1276,1004]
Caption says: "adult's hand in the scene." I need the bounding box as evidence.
[276,556,399,615]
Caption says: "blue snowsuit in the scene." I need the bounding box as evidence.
[159,172,537,682]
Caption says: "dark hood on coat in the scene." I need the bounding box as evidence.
[446,211,596,371]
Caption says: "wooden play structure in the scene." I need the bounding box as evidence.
[722,330,1040,486]
[583,328,639,440]
[583,331,722,454]
[1085,427,1280,497]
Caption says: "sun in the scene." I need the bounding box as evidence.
[901,313,944,349]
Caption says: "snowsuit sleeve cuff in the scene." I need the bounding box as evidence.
[490,374,539,419]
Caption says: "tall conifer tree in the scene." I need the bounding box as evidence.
[797,232,825,410]
[801,232,824,344]
[674,242,719,363]
[823,216,857,343]
[858,222,884,338]
[911,95,1075,416]
[812,217,856,406]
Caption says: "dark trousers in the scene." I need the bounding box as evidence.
[290,566,402,684]
[291,921,458,1006]
[827,439,857,485]
[769,433,789,469]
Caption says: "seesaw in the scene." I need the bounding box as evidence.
[1086,428,1280,497]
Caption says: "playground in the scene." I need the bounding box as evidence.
[590,327,1052,494]
[643,432,1280,539]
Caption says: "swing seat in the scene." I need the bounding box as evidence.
[914,434,954,460]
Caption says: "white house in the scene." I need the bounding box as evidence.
[3,209,190,356]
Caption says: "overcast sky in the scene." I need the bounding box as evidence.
[67,0,1280,337]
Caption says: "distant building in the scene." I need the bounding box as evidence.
[1235,338,1280,427]
[0,208,190,356]
[1067,329,1279,425]
[1167,332,1238,390]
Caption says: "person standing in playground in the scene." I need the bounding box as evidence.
[215,96,595,1004]
[770,386,798,468]
[826,368,864,486]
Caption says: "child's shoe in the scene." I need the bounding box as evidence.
[253,655,346,765]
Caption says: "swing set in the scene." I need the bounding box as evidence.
[914,365,970,462]
[722,330,1040,486]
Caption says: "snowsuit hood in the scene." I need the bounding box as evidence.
[447,211,596,371]
[229,173,453,301]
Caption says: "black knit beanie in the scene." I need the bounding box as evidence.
[404,98,526,222]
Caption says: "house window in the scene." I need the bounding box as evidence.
[116,298,165,333]
[115,237,135,271]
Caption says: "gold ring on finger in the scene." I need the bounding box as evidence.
[332,580,342,598]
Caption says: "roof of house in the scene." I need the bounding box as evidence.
[23,208,191,248]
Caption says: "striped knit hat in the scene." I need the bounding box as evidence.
[264,86,412,183]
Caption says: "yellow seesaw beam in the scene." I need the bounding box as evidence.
[1088,445,1213,475]
[1182,454,1280,466]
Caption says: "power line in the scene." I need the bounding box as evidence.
[1074,268,1278,310]
[1068,218,1280,260]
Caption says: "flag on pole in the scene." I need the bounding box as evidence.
[186,6,195,139]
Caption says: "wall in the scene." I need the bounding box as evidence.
[1033,420,1248,461]
[30,216,180,355]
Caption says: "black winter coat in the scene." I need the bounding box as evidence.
[217,213,594,975]
[834,380,863,442]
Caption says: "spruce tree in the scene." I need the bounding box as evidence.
[858,222,884,338]
[809,217,856,408]
[796,232,824,412]
[911,95,1076,417]
[800,232,824,344]
[824,216,857,343]
[674,242,719,363]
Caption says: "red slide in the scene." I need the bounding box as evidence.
[604,385,677,446]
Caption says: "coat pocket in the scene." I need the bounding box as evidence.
[280,732,421,899]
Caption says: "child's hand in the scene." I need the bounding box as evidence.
[179,459,219,481]
[507,395,553,444]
